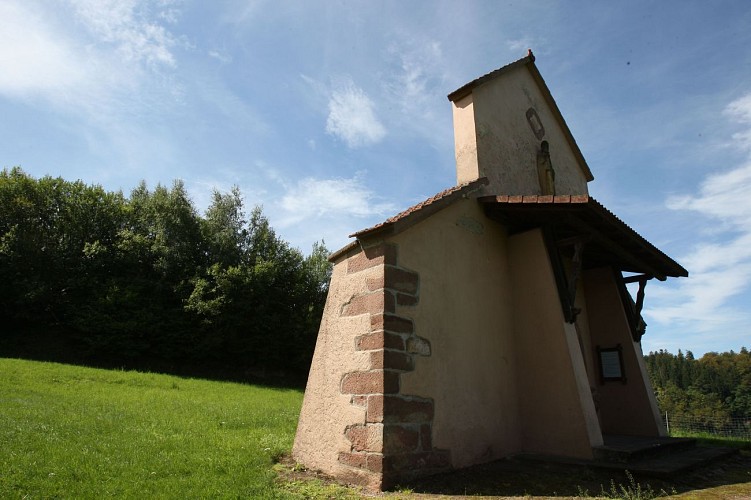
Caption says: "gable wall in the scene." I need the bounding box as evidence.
[469,68,589,195]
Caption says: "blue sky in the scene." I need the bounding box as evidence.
[1,1,750,356]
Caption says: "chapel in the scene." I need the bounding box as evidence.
[293,51,688,490]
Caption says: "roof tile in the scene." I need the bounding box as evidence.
[479,194,688,278]
[349,177,489,239]
[447,52,535,102]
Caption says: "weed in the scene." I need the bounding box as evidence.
[393,485,414,496]
[599,470,675,500]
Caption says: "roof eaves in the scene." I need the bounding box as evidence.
[327,240,360,263]
[478,194,590,204]
[447,52,535,103]
[585,197,688,277]
[479,194,688,278]
[350,177,490,241]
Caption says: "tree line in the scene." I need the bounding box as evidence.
[644,348,751,429]
[0,167,331,382]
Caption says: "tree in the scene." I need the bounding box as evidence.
[2,169,332,379]
[203,187,247,268]
[646,348,751,425]
[186,203,331,373]
[0,168,125,327]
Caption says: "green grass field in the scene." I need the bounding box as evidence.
[2,358,749,499]
[0,358,305,498]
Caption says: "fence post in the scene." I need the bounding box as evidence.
[665,411,670,434]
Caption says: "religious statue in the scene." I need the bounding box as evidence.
[536,140,556,196]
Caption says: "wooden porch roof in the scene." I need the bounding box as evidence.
[480,194,688,281]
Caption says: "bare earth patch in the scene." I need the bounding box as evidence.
[276,450,751,499]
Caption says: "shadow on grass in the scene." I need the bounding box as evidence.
[275,450,751,498]
[398,452,751,498]
[1,328,308,390]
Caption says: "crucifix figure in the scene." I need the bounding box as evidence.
[537,140,556,196]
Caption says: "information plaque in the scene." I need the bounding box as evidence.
[597,344,626,383]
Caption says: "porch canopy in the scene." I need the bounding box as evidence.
[480,194,688,281]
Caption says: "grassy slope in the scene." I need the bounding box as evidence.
[2,358,749,499]
[0,358,303,498]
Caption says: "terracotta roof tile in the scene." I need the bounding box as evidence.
[447,51,535,102]
[479,194,590,204]
[327,240,360,263]
[479,194,688,279]
[349,177,489,239]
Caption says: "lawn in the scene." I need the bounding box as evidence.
[2,358,749,499]
[0,358,304,498]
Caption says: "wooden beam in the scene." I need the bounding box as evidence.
[615,270,650,342]
[556,234,591,248]
[564,214,667,280]
[622,274,653,284]
[634,278,647,317]
[567,240,584,312]
[542,226,580,323]
[614,269,640,341]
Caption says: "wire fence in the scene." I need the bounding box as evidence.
[662,413,751,441]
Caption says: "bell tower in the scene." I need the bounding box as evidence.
[448,51,593,196]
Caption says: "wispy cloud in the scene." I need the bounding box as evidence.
[387,39,445,109]
[0,0,182,113]
[646,93,751,348]
[382,37,450,145]
[274,175,397,251]
[0,2,87,98]
[725,93,751,123]
[279,176,395,225]
[188,167,398,252]
[326,80,386,148]
[724,93,751,151]
[0,0,198,190]
[506,38,534,53]
[208,50,232,64]
[69,0,181,68]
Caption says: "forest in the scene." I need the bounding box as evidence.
[4,165,751,414]
[0,167,331,383]
[644,348,751,434]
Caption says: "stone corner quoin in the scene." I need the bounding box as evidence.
[338,241,450,488]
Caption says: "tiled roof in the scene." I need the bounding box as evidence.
[481,194,590,204]
[327,178,489,263]
[349,177,489,239]
[447,50,536,102]
[480,194,688,279]
[330,189,687,279]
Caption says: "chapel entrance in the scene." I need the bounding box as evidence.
[481,195,687,440]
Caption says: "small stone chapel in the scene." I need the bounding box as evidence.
[292,52,688,490]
